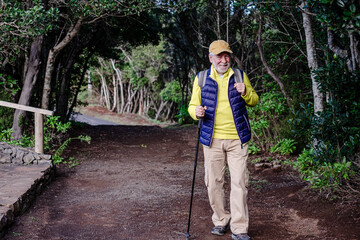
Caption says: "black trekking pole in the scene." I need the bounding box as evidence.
[185,117,203,239]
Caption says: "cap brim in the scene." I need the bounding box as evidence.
[212,49,233,55]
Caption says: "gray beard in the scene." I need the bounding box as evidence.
[214,64,230,74]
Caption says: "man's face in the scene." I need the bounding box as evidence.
[209,52,231,74]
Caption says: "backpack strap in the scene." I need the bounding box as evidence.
[197,68,243,87]
[197,70,208,88]
[233,68,243,83]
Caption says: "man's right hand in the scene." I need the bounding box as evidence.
[195,106,207,118]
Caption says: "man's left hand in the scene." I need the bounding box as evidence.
[234,83,246,96]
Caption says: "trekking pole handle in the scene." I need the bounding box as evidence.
[197,105,205,129]
[198,117,203,129]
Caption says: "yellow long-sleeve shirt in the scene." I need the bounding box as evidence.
[188,65,259,140]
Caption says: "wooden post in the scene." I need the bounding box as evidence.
[34,112,44,154]
[0,101,53,154]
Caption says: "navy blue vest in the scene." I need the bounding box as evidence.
[199,69,252,147]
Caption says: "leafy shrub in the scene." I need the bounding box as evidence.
[290,51,360,197]
[248,142,261,155]
[294,148,353,192]
[43,116,72,151]
[0,116,91,168]
[0,128,33,147]
[248,90,288,152]
[160,80,182,104]
[313,57,359,164]
[174,103,193,124]
[52,135,91,168]
[270,138,296,155]
[0,75,19,131]
[44,116,91,167]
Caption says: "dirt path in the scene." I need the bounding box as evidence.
[2,111,360,239]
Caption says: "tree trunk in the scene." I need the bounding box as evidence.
[111,75,117,112]
[155,100,167,121]
[349,32,360,71]
[12,36,43,140]
[216,0,221,39]
[97,70,111,110]
[87,70,92,97]
[301,1,323,114]
[56,49,77,121]
[165,102,174,121]
[67,52,93,121]
[41,18,83,109]
[111,59,125,113]
[138,87,144,115]
[327,28,353,71]
[256,15,291,107]
[133,92,139,114]
[125,84,137,114]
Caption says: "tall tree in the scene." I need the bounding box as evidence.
[301,1,323,114]
[40,0,156,109]
[2,0,158,138]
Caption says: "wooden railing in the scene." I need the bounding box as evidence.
[0,101,54,154]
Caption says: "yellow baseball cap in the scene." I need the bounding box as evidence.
[209,40,233,55]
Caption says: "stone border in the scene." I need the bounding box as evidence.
[0,142,55,238]
[0,142,52,165]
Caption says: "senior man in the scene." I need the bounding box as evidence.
[188,40,258,240]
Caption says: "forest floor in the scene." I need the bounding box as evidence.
[3,106,360,240]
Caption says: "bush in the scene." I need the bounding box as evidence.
[248,90,289,152]
[52,135,91,168]
[313,57,359,164]
[174,103,193,124]
[248,141,261,155]
[0,116,91,168]
[0,75,19,131]
[294,148,354,193]
[289,57,360,197]
[270,138,297,155]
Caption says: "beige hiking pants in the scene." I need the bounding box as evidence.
[203,138,249,234]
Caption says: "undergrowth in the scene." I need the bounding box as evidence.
[0,116,91,168]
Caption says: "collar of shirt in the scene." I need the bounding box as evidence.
[210,65,234,83]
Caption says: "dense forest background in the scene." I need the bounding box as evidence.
[0,0,359,200]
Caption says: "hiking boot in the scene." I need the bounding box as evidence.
[211,222,230,236]
[231,233,251,240]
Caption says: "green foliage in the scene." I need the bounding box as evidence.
[0,75,20,131]
[52,135,91,168]
[291,56,360,166]
[160,80,182,103]
[44,116,91,168]
[308,0,359,34]
[289,103,313,145]
[0,106,14,133]
[248,142,261,155]
[44,116,72,151]
[294,148,354,192]
[0,1,59,62]
[0,128,33,147]
[311,57,360,164]
[127,40,169,88]
[67,0,156,18]
[248,90,288,152]
[174,104,193,124]
[289,52,360,196]
[0,116,91,168]
[270,138,297,155]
